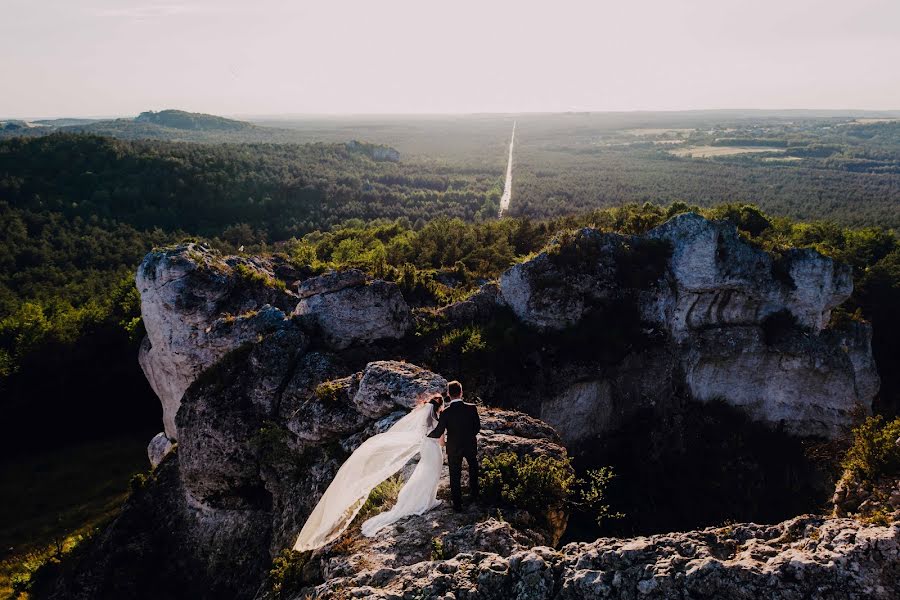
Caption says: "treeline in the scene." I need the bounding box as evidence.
[509,146,900,228]
[1,131,898,456]
[0,134,501,238]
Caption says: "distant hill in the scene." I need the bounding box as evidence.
[133,109,255,132]
[0,109,287,143]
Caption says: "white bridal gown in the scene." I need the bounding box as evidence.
[293,403,443,551]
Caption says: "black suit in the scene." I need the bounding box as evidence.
[427,400,481,508]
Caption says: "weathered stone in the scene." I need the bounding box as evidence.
[302,515,900,600]
[293,280,412,350]
[147,432,174,468]
[494,213,877,440]
[647,212,852,337]
[353,360,448,417]
[136,243,294,439]
[296,269,367,299]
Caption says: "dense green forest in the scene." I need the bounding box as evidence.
[1,127,899,457]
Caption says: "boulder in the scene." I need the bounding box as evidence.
[147,432,174,468]
[56,350,569,600]
[293,279,412,350]
[296,269,367,299]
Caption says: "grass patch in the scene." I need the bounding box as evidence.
[0,432,151,597]
[233,263,286,290]
[356,474,405,524]
[314,380,346,404]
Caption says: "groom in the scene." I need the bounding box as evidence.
[427,380,480,512]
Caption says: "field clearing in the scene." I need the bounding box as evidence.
[762,156,803,162]
[626,128,694,136]
[670,146,786,158]
[852,118,899,125]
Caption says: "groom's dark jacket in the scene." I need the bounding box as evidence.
[426,400,480,452]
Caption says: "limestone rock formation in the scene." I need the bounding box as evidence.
[299,515,900,599]
[58,215,894,599]
[293,273,412,351]
[491,213,878,440]
[147,432,174,468]
[136,243,296,439]
[647,212,852,337]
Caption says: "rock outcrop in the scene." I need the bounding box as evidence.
[491,213,878,441]
[293,273,412,351]
[58,214,894,599]
[60,295,568,600]
[136,243,296,439]
[300,515,900,599]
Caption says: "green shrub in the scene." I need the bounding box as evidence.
[576,467,624,526]
[314,381,345,404]
[436,325,486,357]
[129,472,148,493]
[430,537,447,561]
[480,452,575,515]
[233,263,285,290]
[267,549,310,598]
[250,421,295,466]
[841,415,900,481]
[9,530,94,597]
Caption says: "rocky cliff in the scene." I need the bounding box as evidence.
[490,213,878,443]
[54,213,896,598]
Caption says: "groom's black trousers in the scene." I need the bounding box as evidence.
[447,445,479,507]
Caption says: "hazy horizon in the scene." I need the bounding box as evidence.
[3,0,900,119]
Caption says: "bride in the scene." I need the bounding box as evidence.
[293,395,444,551]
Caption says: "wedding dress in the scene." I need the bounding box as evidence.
[293,403,443,552]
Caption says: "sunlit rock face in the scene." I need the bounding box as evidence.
[646,212,852,338]
[53,222,895,600]
[495,212,877,441]
[292,277,412,351]
[136,243,295,440]
[300,515,899,600]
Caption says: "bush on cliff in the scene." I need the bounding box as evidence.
[842,415,900,482]
[480,452,619,527]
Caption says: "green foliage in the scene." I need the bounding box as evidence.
[314,381,345,404]
[129,473,148,493]
[233,263,285,290]
[430,537,447,561]
[267,549,311,599]
[480,452,575,515]
[479,453,622,530]
[707,204,773,237]
[9,530,94,597]
[576,468,624,526]
[0,433,149,597]
[250,421,296,467]
[436,326,486,357]
[841,416,900,482]
[357,475,405,523]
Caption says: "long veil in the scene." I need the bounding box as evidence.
[293,403,432,552]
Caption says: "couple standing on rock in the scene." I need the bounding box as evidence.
[293,380,481,551]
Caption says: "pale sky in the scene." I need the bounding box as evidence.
[3,0,899,118]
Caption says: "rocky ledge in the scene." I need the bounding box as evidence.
[53,213,897,599]
[299,516,899,600]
